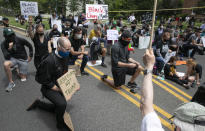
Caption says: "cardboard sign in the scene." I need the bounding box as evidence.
[86,4,108,19]
[57,69,80,101]
[138,36,150,49]
[64,112,74,131]
[51,20,62,33]
[107,30,119,40]
[164,51,176,64]
[20,1,38,16]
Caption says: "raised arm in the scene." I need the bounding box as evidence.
[140,49,155,117]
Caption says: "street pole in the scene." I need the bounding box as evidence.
[148,0,158,49]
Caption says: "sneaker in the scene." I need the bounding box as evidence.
[5,82,15,92]
[26,99,40,111]
[191,81,197,88]
[101,63,107,68]
[101,75,108,81]
[81,71,89,76]
[127,82,138,88]
[21,78,27,82]
[130,88,139,94]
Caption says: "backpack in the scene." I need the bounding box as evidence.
[170,102,205,125]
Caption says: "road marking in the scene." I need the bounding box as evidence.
[81,66,174,130]
[79,61,189,103]
[81,62,173,118]
[153,75,192,99]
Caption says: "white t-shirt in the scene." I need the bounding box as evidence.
[141,112,164,131]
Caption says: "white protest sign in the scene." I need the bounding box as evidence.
[138,36,150,49]
[107,30,119,40]
[20,1,38,16]
[201,37,205,47]
[164,51,176,63]
[52,37,60,49]
[86,4,108,19]
[51,20,62,33]
[57,69,80,101]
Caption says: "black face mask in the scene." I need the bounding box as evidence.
[38,32,44,36]
[53,29,58,32]
[121,40,130,46]
[3,23,9,27]
[6,35,15,43]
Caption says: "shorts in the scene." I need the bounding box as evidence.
[10,57,28,75]
[112,67,137,87]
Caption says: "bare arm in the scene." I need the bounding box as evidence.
[70,47,82,56]
[140,49,155,117]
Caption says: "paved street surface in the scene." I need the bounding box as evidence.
[0,27,205,131]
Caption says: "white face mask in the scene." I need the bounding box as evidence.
[75,34,82,39]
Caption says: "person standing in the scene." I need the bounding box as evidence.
[27,37,72,131]
[1,28,33,92]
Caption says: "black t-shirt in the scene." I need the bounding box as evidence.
[69,37,85,52]
[49,30,61,39]
[194,64,202,79]
[34,16,42,24]
[164,64,176,78]
[62,27,73,37]
[155,40,169,58]
[111,40,130,69]
[1,36,33,60]
[32,34,49,58]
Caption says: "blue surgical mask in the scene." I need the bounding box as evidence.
[58,50,70,58]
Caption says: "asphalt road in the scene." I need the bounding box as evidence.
[0,27,204,131]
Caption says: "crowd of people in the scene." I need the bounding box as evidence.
[1,12,205,131]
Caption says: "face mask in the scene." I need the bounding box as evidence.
[53,28,58,31]
[58,50,70,58]
[75,34,82,39]
[38,32,44,36]
[6,35,15,43]
[122,40,130,46]
[4,23,9,27]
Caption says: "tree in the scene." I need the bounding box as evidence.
[68,0,81,16]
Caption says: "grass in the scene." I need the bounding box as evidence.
[5,16,50,30]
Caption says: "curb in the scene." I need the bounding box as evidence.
[10,25,26,32]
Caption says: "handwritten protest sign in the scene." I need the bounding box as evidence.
[51,20,62,33]
[107,30,119,40]
[57,69,80,101]
[20,1,38,16]
[86,4,108,19]
[138,36,150,49]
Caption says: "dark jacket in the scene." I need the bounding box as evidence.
[35,52,68,89]
[1,36,33,60]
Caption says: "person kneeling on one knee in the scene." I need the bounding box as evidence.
[101,30,143,93]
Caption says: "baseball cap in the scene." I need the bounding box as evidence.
[3,28,15,36]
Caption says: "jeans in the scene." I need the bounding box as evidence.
[69,55,88,72]
[182,44,198,58]
[98,38,107,48]
[156,57,165,73]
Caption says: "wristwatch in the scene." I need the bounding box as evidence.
[143,69,153,75]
